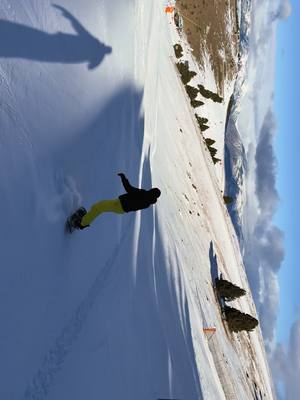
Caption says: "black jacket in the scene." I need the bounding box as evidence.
[118,175,156,212]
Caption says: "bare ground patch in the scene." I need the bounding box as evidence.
[176,0,239,95]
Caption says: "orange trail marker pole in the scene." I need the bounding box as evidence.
[203,327,216,340]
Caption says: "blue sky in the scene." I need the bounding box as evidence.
[274,0,299,344]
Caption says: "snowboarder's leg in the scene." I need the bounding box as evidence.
[80,198,124,226]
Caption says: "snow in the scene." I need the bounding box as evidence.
[0,1,274,399]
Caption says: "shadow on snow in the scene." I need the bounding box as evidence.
[0,4,111,69]
[22,85,203,399]
[23,85,145,399]
[209,241,220,284]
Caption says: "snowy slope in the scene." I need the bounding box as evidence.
[0,1,274,399]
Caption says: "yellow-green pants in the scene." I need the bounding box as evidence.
[81,199,124,226]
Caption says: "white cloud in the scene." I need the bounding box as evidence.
[271,318,300,399]
[243,110,284,348]
[259,270,280,350]
[276,0,292,20]
[255,110,279,216]
[237,1,292,394]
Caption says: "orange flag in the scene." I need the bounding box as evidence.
[165,6,175,13]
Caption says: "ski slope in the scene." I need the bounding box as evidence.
[0,1,274,399]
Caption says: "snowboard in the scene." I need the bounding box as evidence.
[65,207,87,233]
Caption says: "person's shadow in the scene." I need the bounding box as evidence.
[209,241,220,284]
[0,4,112,69]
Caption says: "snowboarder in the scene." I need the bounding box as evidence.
[67,173,161,231]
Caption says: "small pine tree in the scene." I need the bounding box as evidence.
[195,115,222,163]
[223,196,233,204]
[196,116,209,125]
[198,84,223,103]
[173,44,183,58]
[195,114,209,131]
[205,138,215,146]
[224,306,259,332]
[212,157,221,164]
[176,62,197,85]
[201,124,209,132]
[185,85,199,100]
[209,147,218,157]
[190,99,204,108]
[215,278,246,300]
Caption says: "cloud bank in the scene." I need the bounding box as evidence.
[243,3,297,396]
[271,318,300,399]
[236,0,294,396]
[244,110,284,350]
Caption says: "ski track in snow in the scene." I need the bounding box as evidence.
[54,170,82,217]
[23,219,133,400]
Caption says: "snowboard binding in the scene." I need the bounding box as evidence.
[66,207,89,233]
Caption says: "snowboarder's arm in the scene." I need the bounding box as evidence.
[118,173,137,193]
[53,4,90,37]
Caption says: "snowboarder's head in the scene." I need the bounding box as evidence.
[88,42,112,69]
[148,188,161,204]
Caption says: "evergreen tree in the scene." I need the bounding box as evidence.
[216,277,246,300]
[224,306,259,332]
[223,196,233,204]
[173,43,183,58]
[176,61,197,85]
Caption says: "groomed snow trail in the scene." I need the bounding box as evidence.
[0,1,274,399]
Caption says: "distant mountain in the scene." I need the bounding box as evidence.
[224,0,252,247]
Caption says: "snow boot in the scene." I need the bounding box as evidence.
[66,207,89,232]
